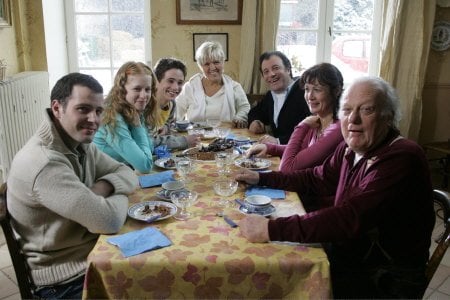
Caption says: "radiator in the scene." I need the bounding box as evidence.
[0,71,49,182]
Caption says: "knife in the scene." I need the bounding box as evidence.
[145,214,161,223]
[223,215,238,228]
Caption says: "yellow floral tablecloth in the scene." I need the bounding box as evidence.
[83,130,330,299]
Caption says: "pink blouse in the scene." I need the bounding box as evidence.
[265,120,343,172]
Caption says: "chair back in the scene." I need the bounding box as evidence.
[0,183,36,299]
[425,189,450,286]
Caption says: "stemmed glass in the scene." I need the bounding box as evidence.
[171,191,198,221]
[213,179,238,208]
[215,152,233,176]
[206,118,221,129]
[176,157,192,183]
[214,127,230,140]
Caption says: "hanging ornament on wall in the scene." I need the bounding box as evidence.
[431,21,450,52]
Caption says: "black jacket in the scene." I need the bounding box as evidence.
[247,79,310,144]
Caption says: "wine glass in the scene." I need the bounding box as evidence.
[176,157,192,183]
[215,152,233,176]
[214,127,230,140]
[206,118,221,129]
[213,179,238,208]
[170,191,198,221]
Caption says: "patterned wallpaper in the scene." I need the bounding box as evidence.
[151,0,242,81]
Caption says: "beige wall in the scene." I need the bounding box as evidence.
[419,6,450,144]
[150,0,242,81]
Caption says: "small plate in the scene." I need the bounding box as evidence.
[239,204,275,217]
[154,157,177,170]
[202,131,216,140]
[156,188,188,201]
[128,201,177,222]
[235,158,272,170]
[245,195,272,206]
[162,180,184,191]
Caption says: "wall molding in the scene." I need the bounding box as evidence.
[423,83,450,89]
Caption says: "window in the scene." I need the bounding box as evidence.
[277,0,381,84]
[65,0,151,92]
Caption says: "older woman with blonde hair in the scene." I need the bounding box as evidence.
[176,41,250,128]
[94,61,156,173]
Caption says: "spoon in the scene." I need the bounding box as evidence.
[145,214,161,223]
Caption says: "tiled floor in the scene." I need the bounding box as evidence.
[0,171,449,299]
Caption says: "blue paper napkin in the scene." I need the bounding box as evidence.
[139,170,175,188]
[107,227,172,257]
[245,186,286,199]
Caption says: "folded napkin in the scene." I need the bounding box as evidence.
[139,170,175,188]
[107,227,172,257]
[245,186,286,199]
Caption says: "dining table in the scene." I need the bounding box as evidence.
[82,125,331,299]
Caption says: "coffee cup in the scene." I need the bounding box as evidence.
[176,120,190,131]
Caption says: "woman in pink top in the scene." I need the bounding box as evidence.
[247,63,344,172]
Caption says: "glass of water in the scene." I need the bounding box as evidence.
[213,179,238,208]
[176,157,192,183]
[215,152,233,176]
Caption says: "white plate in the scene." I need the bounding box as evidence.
[182,147,239,162]
[156,188,188,201]
[202,131,216,140]
[128,201,177,222]
[162,180,184,191]
[234,158,272,170]
[239,204,275,217]
[154,157,177,170]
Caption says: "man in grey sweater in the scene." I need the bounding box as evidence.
[7,73,137,299]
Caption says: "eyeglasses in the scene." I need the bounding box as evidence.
[340,105,376,117]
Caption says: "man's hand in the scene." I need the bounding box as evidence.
[91,180,114,197]
[238,214,270,243]
[248,120,265,134]
[234,168,260,185]
[185,134,201,147]
[232,119,248,129]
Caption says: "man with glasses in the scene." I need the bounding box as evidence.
[236,76,434,298]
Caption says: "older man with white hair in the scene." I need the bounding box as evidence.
[235,76,435,298]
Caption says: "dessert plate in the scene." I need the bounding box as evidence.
[128,201,177,222]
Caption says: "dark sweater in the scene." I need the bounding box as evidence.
[261,129,434,266]
[247,78,310,144]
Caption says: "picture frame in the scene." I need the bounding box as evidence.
[176,0,242,25]
[0,0,12,27]
[193,33,228,61]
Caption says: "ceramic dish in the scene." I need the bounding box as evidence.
[239,204,276,217]
[162,180,185,191]
[154,157,178,170]
[182,147,239,162]
[245,195,272,206]
[128,201,177,222]
[156,188,188,201]
[234,158,272,170]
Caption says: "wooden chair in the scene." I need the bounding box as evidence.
[0,183,36,299]
[425,189,450,289]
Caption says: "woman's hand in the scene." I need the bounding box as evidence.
[234,168,260,185]
[246,144,268,158]
[232,119,248,129]
[258,135,279,144]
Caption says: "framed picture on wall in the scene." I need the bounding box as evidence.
[193,33,228,61]
[0,0,12,27]
[176,0,243,25]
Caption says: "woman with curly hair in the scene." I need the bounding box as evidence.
[94,61,156,173]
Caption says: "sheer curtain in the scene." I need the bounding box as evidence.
[238,0,280,94]
[378,0,436,140]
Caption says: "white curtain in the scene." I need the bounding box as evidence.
[239,0,280,94]
[378,0,436,140]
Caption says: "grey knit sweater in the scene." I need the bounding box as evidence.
[7,110,137,286]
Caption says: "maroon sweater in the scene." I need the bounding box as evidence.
[261,129,434,266]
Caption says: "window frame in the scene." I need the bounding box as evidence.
[64,0,151,91]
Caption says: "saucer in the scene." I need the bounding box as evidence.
[239,204,275,217]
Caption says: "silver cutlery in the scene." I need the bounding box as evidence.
[145,214,161,223]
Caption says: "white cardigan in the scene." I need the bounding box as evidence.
[175,73,250,122]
